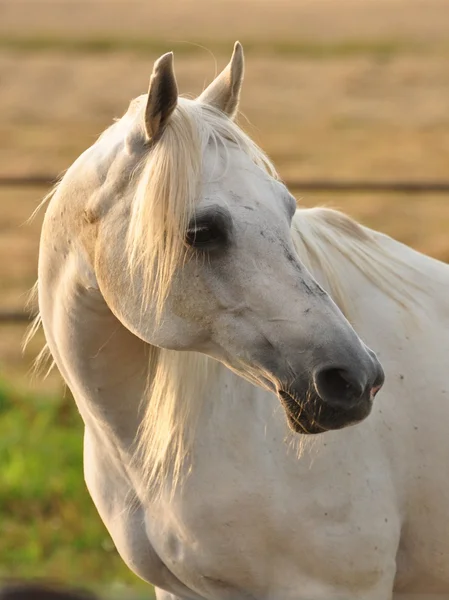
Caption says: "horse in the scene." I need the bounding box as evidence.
[32,42,449,599]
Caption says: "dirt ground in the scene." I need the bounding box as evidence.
[1,0,449,390]
[2,0,449,43]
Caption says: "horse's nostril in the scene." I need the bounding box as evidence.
[314,367,364,407]
[373,366,385,391]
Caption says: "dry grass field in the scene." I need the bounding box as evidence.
[3,0,449,388]
[1,0,449,588]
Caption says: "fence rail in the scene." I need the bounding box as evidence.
[2,174,449,193]
[2,172,449,325]
[0,311,32,323]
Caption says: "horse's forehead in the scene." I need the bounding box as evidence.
[202,162,288,219]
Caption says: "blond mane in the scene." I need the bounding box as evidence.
[127,98,276,317]
[291,206,426,319]
[24,95,276,500]
[126,98,277,497]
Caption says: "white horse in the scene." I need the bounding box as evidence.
[33,43,449,599]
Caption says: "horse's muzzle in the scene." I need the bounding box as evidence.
[278,357,385,434]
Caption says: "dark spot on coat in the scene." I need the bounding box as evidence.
[301,278,326,296]
[243,205,255,211]
[284,249,297,264]
[84,208,99,224]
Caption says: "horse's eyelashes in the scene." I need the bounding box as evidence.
[186,222,225,249]
[186,209,232,250]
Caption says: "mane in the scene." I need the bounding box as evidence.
[125,98,277,497]
[126,98,276,317]
[25,95,276,500]
[291,206,427,320]
[23,183,62,379]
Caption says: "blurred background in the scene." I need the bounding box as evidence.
[1,0,448,597]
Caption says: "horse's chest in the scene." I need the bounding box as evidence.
[143,446,399,598]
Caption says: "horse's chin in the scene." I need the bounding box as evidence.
[285,410,329,435]
[278,390,373,435]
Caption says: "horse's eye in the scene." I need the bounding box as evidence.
[186,223,224,249]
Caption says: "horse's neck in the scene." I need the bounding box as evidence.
[65,284,273,459]
[56,286,149,451]
[292,209,448,337]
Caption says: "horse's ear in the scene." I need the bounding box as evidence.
[145,52,178,142]
[198,41,244,119]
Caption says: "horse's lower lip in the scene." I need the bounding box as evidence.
[278,389,372,434]
[286,410,329,434]
[278,389,328,434]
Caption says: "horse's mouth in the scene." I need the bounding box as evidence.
[277,389,372,435]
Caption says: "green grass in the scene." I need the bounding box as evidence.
[0,35,436,59]
[0,379,154,598]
